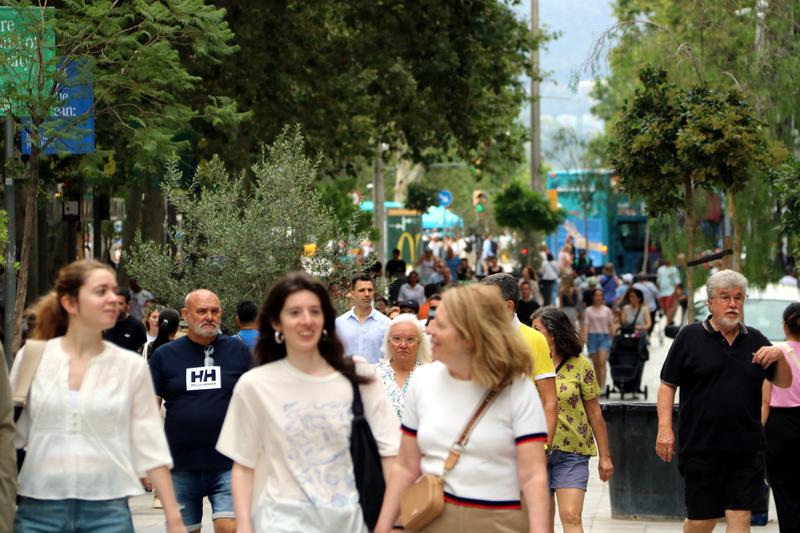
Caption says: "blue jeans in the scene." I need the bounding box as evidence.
[15,496,133,532]
[587,332,611,353]
[172,469,235,530]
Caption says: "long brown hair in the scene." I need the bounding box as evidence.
[255,271,369,384]
[441,284,531,389]
[28,260,116,341]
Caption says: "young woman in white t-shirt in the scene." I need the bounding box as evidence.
[216,272,399,533]
[375,284,550,533]
[11,260,185,533]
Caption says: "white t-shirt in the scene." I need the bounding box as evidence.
[216,358,399,532]
[400,362,547,508]
[11,338,172,500]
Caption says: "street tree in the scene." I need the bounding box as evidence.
[608,66,779,320]
[404,181,439,215]
[191,0,545,176]
[0,1,247,350]
[493,181,565,266]
[590,0,800,276]
[123,127,368,331]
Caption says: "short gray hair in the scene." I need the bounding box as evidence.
[481,273,520,306]
[706,269,748,300]
[381,313,432,363]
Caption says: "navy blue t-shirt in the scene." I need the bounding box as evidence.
[149,335,252,471]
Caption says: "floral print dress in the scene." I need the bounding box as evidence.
[551,356,600,456]
[375,360,423,421]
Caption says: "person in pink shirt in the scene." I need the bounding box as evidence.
[761,302,800,532]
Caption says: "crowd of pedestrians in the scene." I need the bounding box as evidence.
[0,248,796,532]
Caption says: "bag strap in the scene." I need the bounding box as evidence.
[555,357,571,375]
[11,339,47,408]
[350,379,364,417]
[626,307,642,328]
[442,386,503,473]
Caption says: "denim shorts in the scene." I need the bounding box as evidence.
[15,496,134,532]
[547,450,590,493]
[587,333,611,353]
[172,469,235,529]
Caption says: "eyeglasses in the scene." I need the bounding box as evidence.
[389,336,419,346]
[713,294,745,304]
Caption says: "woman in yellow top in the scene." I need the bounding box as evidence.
[532,306,613,533]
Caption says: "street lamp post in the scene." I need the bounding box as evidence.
[530,0,542,193]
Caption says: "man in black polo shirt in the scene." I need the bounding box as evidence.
[103,288,147,352]
[149,289,251,533]
[656,270,791,532]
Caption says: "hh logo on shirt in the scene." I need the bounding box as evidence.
[185,366,221,391]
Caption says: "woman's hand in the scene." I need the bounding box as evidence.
[166,518,188,533]
[598,455,614,482]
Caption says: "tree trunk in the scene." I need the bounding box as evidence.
[393,160,424,203]
[728,193,743,272]
[583,215,589,254]
[141,183,165,244]
[119,182,144,284]
[12,153,40,353]
[641,217,650,274]
[685,178,696,323]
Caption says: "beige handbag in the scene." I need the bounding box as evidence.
[400,386,502,530]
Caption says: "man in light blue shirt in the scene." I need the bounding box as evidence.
[335,273,391,364]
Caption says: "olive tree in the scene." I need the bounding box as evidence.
[123,127,367,329]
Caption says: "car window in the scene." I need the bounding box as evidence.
[694,299,791,342]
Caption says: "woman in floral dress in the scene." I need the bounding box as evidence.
[375,314,431,420]
[533,306,613,533]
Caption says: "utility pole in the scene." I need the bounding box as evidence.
[529,0,542,192]
[372,141,386,267]
[4,114,15,366]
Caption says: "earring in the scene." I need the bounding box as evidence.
[321,329,328,340]
[274,331,284,344]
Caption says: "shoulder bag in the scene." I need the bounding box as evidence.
[350,379,385,532]
[400,386,502,530]
[11,339,47,471]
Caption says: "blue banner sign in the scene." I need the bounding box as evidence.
[22,60,94,155]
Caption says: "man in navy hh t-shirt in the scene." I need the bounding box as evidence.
[149,289,251,533]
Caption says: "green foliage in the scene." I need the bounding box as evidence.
[493,182,564,235]
[404,181,439,214]
[609,66,774,214]
[192,0,548,174]
[770,159,800,258]
[123,127,367,330]
[0,1,249,174]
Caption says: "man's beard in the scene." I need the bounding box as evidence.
[717,314,740,330]
[190,323,218,338]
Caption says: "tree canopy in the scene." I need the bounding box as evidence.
[190,0,544,176]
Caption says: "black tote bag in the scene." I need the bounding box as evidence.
[349,379,386,531]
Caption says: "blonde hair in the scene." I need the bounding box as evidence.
[441,284,531,389]
[381,313,432,363]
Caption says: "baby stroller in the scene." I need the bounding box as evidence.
[605,326,648,400]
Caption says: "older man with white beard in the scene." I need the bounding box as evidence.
[149,289,251,533]
[655,270,792,533]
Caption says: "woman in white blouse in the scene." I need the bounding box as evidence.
[10,260,185,533]
[216,272,399,533]
[376,313,431,420]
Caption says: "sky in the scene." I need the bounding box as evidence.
[512,0,617,168]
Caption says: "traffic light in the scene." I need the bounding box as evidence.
[470,158,482,176]
[472,190,487,213]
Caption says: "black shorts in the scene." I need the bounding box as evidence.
[678,452,765,520]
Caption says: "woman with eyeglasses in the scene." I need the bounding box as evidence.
[376,314,432,420]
